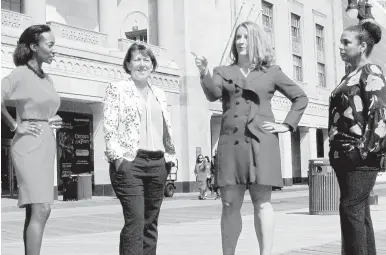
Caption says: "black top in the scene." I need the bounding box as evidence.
[328,64,386,168]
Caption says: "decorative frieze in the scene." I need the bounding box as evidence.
[271,95,328,117]
[1,9,32,30]
[47,21,108,47]
[1,44,180,91]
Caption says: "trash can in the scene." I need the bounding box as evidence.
[309,158,340,215]
[63,175,78,201]
[76,173,92,200]
[63,174,92,201]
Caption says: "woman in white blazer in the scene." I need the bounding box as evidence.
[103,42,176,255]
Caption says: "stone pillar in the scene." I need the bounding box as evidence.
[330,0,345,84]
[279,132,293,186]
[157,0,175,49]
[98,0,119,48]
[300,127,317,179]
[148,0,159,45]
[53,130,58,200]
[24,0,46,25]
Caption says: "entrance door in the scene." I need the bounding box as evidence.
[1,139,17,197]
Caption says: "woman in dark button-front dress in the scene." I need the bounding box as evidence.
[194,21,308,255]
[329,21,385,255]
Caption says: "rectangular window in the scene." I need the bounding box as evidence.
[317,63,326,87]
[1,0,23,13]
[291,13,301,55]
[291,14,301,40]
[315,24,324,50]
[315,24,325,63]
[262,1,274,47]
[125,29,148,43]
[262,1,273,29]
[293,55,303,81]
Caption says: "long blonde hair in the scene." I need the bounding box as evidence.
[230,21,275,70]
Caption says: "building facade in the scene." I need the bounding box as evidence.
[4,0,377,197]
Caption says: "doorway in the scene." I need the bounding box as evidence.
[1,139,18,198]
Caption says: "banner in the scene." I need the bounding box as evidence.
[56,112,92,178]
[72,117,91,174]
[57,115,74,178]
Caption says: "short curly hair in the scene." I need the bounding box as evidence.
[122,42,158,74]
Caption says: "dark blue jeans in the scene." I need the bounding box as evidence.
[110,150,167,255]
[331,156,379,255]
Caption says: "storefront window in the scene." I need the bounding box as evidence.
[1,107,17,196]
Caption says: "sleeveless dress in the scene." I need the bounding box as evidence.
[1,66,60,208]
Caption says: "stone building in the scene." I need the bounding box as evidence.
[4,0,380,197]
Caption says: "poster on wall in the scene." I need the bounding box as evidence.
[56,112,93,178]
[72,117,91,174]
[56,115,74,178]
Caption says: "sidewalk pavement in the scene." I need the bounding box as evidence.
[2,184,386,254]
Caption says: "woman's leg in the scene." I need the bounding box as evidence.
[203,180,208,198]
[220,184,246,255]
[142,156,168,255]
[110,161,145,255]
[365,198,376,255]
[336,170,378,255]
[249,184,274,255]
[23,205,32,254]
[24,203,51,255]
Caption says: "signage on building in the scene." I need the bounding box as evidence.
[72,117,92,174]
[56,112,93,178]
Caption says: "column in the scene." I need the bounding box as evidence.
[53,130,58,200]
[300,127,317,179]
[330,0,345,85]
[24,0,46,25]
[148,0,158,45]
[89,102,111,195]
[279,132,293,186]
[98,0,119,48]
[157,0,175,49]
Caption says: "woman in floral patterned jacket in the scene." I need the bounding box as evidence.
[329,21,385,255]
[103,42,176,255]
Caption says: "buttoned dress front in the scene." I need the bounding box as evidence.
[201,65,308,187]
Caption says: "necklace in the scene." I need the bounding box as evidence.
[26,63,45,79]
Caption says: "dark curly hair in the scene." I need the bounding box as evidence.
[13,24,51,66]
[345,21,382,56]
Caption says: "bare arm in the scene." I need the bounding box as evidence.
[1,77,17,131]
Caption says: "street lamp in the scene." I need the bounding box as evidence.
[346,0,374,21]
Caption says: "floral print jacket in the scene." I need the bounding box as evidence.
[103,78,176,163]
[328,64,386,168]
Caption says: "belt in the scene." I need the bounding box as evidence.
[21,119,48,122]
[136,149,164,159]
